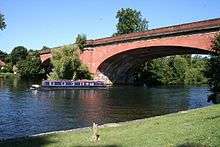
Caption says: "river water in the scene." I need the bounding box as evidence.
[0,78,212,139]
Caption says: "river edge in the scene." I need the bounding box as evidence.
[0,104,214,143]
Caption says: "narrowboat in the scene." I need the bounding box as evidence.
[41,80,107,89]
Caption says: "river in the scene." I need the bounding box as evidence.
[0,78,212,139]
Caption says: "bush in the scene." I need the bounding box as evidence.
[48,46,92,80]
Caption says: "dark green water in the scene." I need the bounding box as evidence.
[0,78,212,139]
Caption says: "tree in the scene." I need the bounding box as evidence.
[205,34,220,92]
[114,8,149,35]
[134,55,208,86]
[16,54,45,79]
[171,56,188,84]
[48,46,92,80]
[75,34,87,52]
[0,63,13,73]
[10,46,28,64]
[0,50,7,61]
[41,46,50,52]
[0,13,6,30]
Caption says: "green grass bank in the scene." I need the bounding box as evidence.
[1,105,220,147]
[0,72,14,78]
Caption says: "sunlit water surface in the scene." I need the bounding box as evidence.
[0,78,212,139]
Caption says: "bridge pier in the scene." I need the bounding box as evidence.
[94,71,113,85]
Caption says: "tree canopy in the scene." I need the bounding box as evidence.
[48,46,92,80]
[0,13,6,30]
[41,46,50,51]
[16,53,45,79]
[114,8,148,35]
[75,34,87,52]
[10,46,28,65]
[134,55,208,86]
[205,34,220,92]
[0,50,7,61]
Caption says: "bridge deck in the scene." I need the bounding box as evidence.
[86,18,220,47]
[40,18,220,54]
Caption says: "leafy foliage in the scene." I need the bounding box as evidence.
[10,46,28,65]
[114,8,148,35]
[212,34,220,54]
[205,34,220,92]
[16,53,45,79]
[0,13,6,30]
[48,46,92,80]
[41,46,50,50]
[0,63,13,73]
[0,50,7,61]
[135,55,208,86]
[75,34,87,52]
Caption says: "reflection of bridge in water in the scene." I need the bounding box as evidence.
[0,78,211,139]
[40,18,220,84]
[40,86,210,126]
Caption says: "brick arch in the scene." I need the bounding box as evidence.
[40,52,52,64]
[93,45,211,84]
[40,18,220,83]
[80,32,215,76]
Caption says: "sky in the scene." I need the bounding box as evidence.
[0,0,220,53]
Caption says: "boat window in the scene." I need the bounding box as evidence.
[55,82,61,85]
[66,82,72,85]
[44,82,49,86]
[75,82,80,86]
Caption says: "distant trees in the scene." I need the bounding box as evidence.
[0,13,6,30]
[0,46,45,79]
[0,50,7,61]
[0,41,92,80]
[16,52,45,79]
[114,8,148,36]
[134,55,208,86]
[10,46,28,65]
[41,46,50,51]
[75,34,87,52]
[205,34,220,92]
[48,46,92,80]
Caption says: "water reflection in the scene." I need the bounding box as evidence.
[0,79,212,139]
[208,93,220,104]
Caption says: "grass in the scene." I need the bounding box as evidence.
[1,105,220,147]
[0,72,14,78]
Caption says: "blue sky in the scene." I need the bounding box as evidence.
[0,0,220,53]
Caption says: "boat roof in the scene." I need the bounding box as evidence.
[43,79,104,82]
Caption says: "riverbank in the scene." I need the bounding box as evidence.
[1,104,220,147]
[0,72,14,78]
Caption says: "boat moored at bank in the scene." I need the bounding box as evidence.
[41,80,107,89]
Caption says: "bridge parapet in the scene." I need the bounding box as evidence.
[39,18,220,84]
[86,18,220,47]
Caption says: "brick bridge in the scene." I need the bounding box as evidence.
[40,18,220,84]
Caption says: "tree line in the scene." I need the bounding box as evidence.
[0,36,91,80]
[133,55,208,86]
[0,46,45,79]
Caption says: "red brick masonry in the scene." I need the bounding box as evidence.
[40,18,220,80]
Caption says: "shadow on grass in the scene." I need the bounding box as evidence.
[206,115,220,120]
[74,145,121,147]
[0,136,56,147]
[176,142,209,147]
